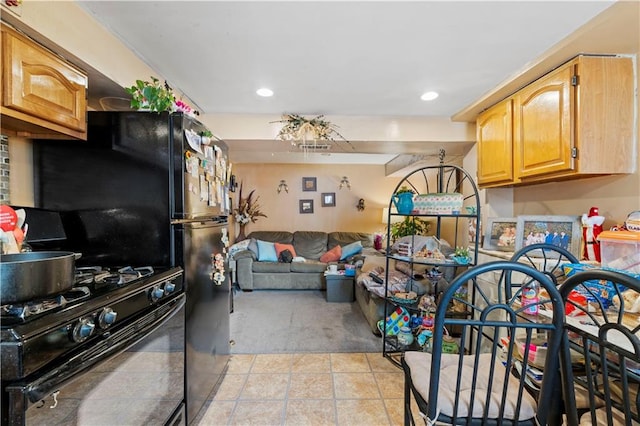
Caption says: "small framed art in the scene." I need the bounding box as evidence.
[321,192,336,207]
[483,217,518,252]
[302,177,317,192]
[515,215,582,258]
[299,199,314,214]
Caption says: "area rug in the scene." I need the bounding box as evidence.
[230,289,382,354]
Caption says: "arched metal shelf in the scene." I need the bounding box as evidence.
[382,150,481,366]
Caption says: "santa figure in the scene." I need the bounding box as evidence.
[582,207,605,262]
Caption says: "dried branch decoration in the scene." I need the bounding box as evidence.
[233,182,267,225]
[272,113,347,142]
[271,114,355,155]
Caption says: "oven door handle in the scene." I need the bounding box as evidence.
[8,294,185,406]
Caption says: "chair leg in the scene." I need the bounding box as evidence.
[403,359,414,426]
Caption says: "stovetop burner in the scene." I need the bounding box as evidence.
[1,266,156,324]
[1,287,91,322]
[75,266,155,289]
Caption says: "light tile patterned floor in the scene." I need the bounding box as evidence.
[194,352,419,426]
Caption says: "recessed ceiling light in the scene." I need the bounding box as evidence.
[421,91,439,101]
[256,88,274,97]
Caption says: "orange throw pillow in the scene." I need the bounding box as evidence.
[274,242,297,258]
[320,245,342,263]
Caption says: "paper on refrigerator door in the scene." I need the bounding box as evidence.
[185,129,203,154]
[200,175,208,202]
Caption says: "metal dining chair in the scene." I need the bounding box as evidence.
[402,260,565,425]
[558,269,640,426]
[510,243,580,287]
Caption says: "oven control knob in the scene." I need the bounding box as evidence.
[149,286,165,302]
[72,318,95,342]
[164,282,176,294]
[98,308,117,329]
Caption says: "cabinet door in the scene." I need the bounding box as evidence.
[513,62,574,179]
[2,26,87,134]
[476,98,513,186]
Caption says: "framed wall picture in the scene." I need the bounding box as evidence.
[299,199,314,214]
[302,177,317,192]
[321,192,336,207]
[515,215,582,258]
[469,217,481,245]
[483,217,518,252]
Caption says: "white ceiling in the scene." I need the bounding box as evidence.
[76,0,638,165]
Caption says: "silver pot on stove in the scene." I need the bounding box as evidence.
[0,251,79,304]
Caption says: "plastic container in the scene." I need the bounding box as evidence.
[397,327,414,346]
[344,264,356,277]
[413,193,463,215]
[563,263,640,308]
[598,230,640,274]
[325,274,354,302]
[521,281,539,315]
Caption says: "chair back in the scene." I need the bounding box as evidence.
[418,260,565,425]
[559,269,640,426]
[510,243,579,287]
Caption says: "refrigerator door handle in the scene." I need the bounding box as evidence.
[171,218,227,225]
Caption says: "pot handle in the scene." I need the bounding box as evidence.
[74,253,82,260]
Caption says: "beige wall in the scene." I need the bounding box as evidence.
[8,138,33,207]
[232,163,401,236]
[233,162,470,247]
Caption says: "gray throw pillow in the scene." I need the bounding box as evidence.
[248,238,259,256]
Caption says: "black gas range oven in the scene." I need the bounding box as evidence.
[1,264,186,426]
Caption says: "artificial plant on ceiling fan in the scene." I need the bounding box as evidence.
[272,114,354,152]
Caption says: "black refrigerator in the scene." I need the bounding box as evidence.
[33,111,231,424]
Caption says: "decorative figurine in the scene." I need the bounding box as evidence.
[582,206,605,262]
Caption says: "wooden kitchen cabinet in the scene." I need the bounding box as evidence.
[477,55,635,188]
[1,23,87,140]
[476,98,514,186]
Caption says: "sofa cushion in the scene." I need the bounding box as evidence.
[248,238,259,256]
[340,241,363,260]
[320,245,342,263]
[252,261,291,273]
[328,232,373,249]
[247,231,294,244]
[290,260,327,273]
[274,242,297,258]
[361,255,390,272]
[293,231,328,260]
[257,240,278,261]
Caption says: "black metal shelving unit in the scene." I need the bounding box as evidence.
[382,150,481,367]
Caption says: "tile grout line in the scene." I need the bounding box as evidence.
[280,354,294,425]
[369,359,393,426]
[329,353,340,426]
[228,354,256,425]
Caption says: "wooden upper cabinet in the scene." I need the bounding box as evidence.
[514,62,573,179]
[476,55,635,188]
[1,24,87,140]
[476,98,514,186]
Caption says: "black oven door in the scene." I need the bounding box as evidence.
[5,294,186,426]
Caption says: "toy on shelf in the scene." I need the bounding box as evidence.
[581,206,605,262]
